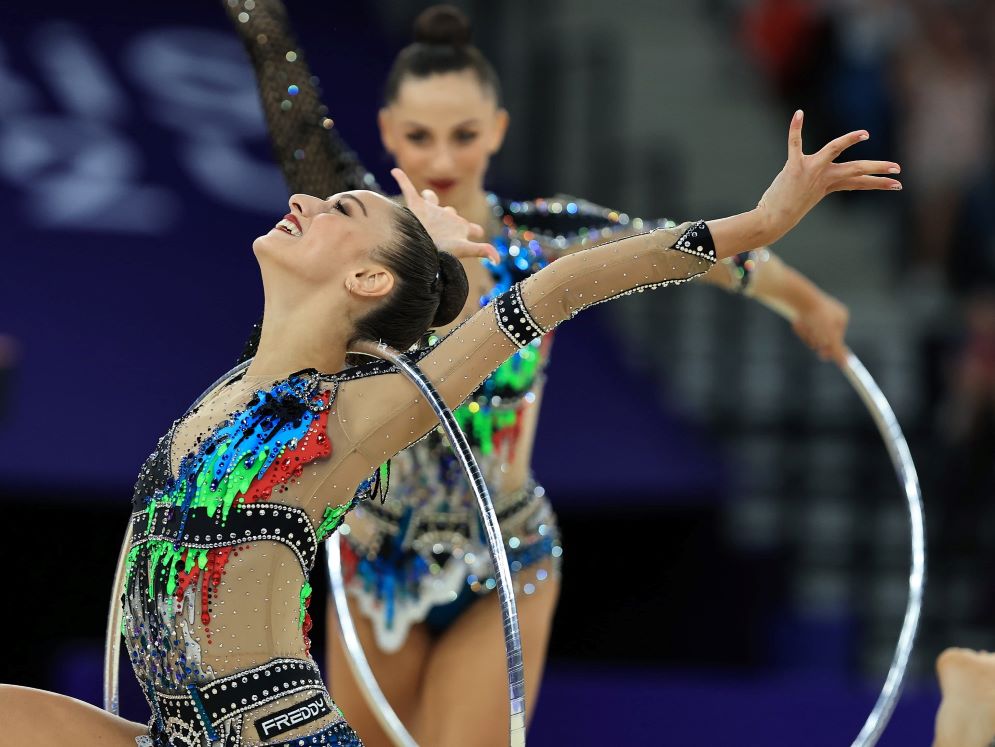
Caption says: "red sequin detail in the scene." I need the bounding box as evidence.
[240,393,332,505]
[174,393,332,630]
[492,403,526,460]
[302,594,314,656]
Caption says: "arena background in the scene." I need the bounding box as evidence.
[4,1,994,744]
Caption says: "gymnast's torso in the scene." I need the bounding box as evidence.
[123,370,367,745]
[120,211,716,744]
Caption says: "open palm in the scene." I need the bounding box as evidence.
[392,168,499,263]
[757,111,902,244]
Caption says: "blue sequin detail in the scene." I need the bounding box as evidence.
[480,234,548,307]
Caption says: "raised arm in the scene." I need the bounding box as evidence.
[511,194,851,364]
[337,112,900,468]
[337,220,716,468]
[223,0,377,196]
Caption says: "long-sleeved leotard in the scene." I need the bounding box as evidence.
[123,221,715,746]
[223,0,760,650]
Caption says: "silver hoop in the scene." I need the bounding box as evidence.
[330,340,526,747]
[842,352,925,747]
[103,349,922,747]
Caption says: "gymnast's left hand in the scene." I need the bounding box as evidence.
[792,290,850,365]
[391,168,500,263]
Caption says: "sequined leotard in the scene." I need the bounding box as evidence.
[124,210,717,746]
[222,0,744,652]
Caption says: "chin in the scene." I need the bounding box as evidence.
[252,231,280,254]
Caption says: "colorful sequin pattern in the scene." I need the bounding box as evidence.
[122,372,348,726]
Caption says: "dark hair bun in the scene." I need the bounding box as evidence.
[432,252,469,326]
[413,5,472,47]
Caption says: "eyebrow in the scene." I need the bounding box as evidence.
[342,193,368,217]
[402,118,482,129]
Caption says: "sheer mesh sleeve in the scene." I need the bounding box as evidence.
[337,222,715,467]
[502,195,674,260]
[223,0,377,196]
[225,0,380,364]
[507,195,756,285]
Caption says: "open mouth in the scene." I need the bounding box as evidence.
[275,214,303,237]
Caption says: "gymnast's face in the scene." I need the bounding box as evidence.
[379,71,508,210]
[253,190,397,303]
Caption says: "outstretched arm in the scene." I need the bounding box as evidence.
[513,198,851,362]
[226,0,381,364]
[223,0,376,196]
[338,112,900,466]
[337,220,716,468]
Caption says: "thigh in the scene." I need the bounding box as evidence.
[326,595,431,747]
[415,563,560,747]
[0,685,147,747]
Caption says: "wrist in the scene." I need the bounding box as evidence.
[751,206,784,247]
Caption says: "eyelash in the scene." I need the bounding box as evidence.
[334,200,349,216]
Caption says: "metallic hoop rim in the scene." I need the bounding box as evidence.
[103,349,923,747]
[842,352,925,747]
[323,350,925,747]
[335,341,526,747]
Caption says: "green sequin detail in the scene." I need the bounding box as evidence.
[299,582,313,628]
[315,500,355,542]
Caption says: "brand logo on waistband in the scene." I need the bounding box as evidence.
[254,694,331,739]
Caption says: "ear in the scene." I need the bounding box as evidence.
[347,266,395,300]
[488,108,510,155]
[378,108,396,154]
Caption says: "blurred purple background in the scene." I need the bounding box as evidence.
[5,0,995,744]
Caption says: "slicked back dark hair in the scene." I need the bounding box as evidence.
[351,205,468,352]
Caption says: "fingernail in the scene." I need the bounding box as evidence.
[891,183,903,190]
[795,109,803,121]
[888,167,900,174]
[859,132,869,141]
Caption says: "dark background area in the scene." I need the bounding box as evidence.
[4,0,993,744]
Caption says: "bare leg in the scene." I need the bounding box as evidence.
[0,684,147,747]
[934,648,995,747]
[327,596,432,747]
[413,563,560,747]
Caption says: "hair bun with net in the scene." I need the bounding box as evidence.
[432,252,469,327]
[413,5,473,47]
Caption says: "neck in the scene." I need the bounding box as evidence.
[247,299,351,379]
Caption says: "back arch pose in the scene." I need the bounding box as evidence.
[221,3,877,744]
[0,67,901,747]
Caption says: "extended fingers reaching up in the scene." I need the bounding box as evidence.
[758,111,902,244]
[392,168,497,262]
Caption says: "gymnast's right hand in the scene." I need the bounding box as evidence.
[755,110,902,245]
[391,167,500,263]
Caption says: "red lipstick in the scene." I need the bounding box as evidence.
[427,179,456,193]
